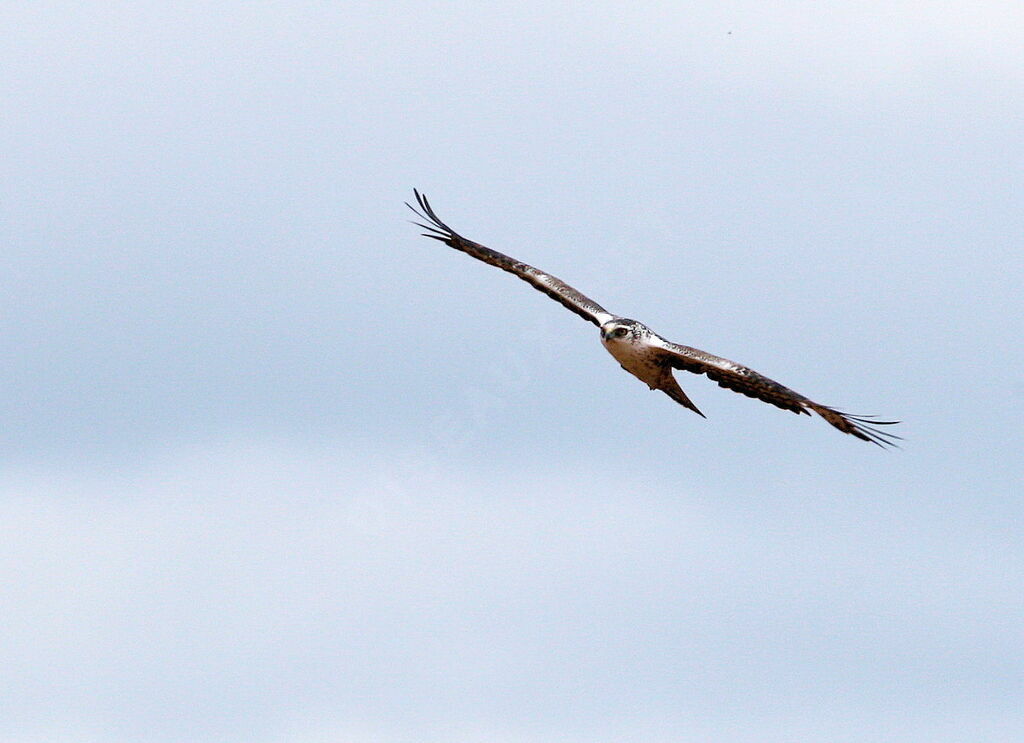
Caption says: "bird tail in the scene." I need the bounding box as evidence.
[659,373,706,418]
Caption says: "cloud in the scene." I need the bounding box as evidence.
[1,437,1020,742]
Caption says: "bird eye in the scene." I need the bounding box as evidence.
[614,327,628,337]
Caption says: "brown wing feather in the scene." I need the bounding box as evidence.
[406,190,614,327]
[658,342,901,447]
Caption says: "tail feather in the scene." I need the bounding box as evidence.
[659,373,706,418]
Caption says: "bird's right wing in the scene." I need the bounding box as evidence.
[657,341,901,447]
[407,190,615,328]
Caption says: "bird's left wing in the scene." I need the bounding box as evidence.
[656,341,901,447]
[407,190,615,327]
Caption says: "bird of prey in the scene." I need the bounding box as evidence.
[407,190,899,447]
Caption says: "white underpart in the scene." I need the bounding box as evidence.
[600,327,668,390]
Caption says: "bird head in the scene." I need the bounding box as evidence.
[600,319,643,344]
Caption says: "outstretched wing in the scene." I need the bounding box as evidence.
[656,341,901,448]
[407,190,615,327]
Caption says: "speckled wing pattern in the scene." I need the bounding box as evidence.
[406,190,614,328]
[657,341,900,447]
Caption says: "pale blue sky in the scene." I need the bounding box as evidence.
[1,3,1022,742]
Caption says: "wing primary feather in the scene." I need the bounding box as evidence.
[409,220,450,239]
[843,414,901,425]
[808,405,903,448]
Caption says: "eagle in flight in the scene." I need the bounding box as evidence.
[407,190,899,447]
